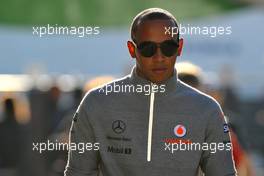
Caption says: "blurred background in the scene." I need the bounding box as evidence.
[0,0,263,176]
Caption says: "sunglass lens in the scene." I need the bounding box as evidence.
[138,42,157,57]
[160,40,179,57]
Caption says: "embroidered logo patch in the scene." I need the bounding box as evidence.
[174,124,187,137]
[223,123,229,133]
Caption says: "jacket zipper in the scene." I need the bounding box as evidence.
[147,83,155,162]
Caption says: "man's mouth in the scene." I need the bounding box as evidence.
[151,68,168,74]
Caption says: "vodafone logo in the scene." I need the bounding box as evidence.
[174,124,187,138]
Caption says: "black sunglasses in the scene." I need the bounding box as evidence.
[135,39,179,57]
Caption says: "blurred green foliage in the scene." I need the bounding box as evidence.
[0,0,246,26]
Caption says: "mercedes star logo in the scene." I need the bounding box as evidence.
[112,120,126,134]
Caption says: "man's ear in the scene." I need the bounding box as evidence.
[177,38,184,56]
[127,41,136,58]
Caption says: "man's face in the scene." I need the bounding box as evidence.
[133,19,179,84]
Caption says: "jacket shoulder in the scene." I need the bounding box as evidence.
[81,75,130,105]
[177,80,222,113]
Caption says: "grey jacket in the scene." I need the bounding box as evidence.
[64,67,237,176]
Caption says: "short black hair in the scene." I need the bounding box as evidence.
[130,8,179,43]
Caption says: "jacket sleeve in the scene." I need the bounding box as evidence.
[64,97,100,176]
[200,103,237,176]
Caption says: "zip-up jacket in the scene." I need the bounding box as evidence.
[64,67,237,176]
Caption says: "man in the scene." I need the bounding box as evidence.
[64,8,237,176]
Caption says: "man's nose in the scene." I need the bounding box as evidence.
[152,47,165,62]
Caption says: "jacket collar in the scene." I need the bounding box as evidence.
[129,65,178,94]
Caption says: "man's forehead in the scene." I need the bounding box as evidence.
[135,19,177,42]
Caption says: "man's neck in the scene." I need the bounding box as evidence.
[135,66,173,84]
